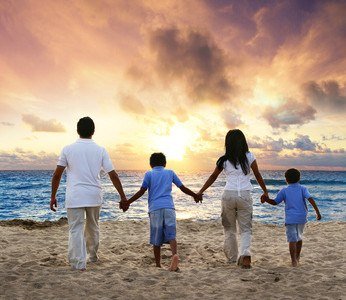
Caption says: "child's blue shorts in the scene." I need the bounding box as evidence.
[285,224,305,242]
[149,208,176,246]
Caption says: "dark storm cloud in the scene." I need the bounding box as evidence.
[204,0,320,57]
[22,114,65,132]
[262,100,316,130]
[149,27,233,103]
[303,80,346,111]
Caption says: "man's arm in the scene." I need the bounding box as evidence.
[50,166,66,212]
[308,197,322,220]
[108,170,127,202]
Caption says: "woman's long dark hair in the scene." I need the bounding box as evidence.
[217,129,250,175]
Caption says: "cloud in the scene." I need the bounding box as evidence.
[221,109,243,129]
[303,80,346,111]
[118,94,146,115]
[290,135,318,151]
[22,114,65,132]
[149,26,233,103]
[262,100,316,130]
[262,152,346,169]
[0,149,57,170]
[0,121,14,126]
[322,134,345,141]
[250,134,344,154]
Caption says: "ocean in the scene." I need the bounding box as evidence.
[0,170,345,224]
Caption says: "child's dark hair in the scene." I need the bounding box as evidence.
[285,168,300,184]
[77,117,95,138]
[150,152,166,167]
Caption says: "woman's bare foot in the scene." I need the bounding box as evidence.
[291,260,298,267]
[169,254,179,272]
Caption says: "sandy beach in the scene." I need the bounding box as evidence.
[0,219,344,300]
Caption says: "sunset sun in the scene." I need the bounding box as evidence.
[154,124,193,161]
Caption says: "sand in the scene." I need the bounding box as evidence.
[0,219,345,300]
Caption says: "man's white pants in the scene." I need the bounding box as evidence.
[221,191,253,262]
[66,206,101,269]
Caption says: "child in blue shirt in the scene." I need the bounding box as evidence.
[122,153,201,271]
[261,168,321,267]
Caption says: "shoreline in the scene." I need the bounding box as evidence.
[1,220,345,299]
[1,217,344,230]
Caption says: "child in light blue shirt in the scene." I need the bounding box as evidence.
[261,168,321,267]
[123,152,201,271]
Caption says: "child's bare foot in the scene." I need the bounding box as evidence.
[242,256,251,269]
[169,254,179,272]
[291,260,298,267]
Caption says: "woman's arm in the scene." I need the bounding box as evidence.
[251,160,268,196]
[198,166,222,194]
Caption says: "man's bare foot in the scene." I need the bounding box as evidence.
[156,264,162,268]
[169,254,179,272]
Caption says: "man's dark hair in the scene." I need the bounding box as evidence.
[77,117,95,138]
[285,168,300,184]
[150,152,166,167]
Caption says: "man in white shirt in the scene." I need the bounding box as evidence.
[50,117,127,270]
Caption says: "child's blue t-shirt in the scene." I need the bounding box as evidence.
[141,166,183,213]
[274,183,311,224]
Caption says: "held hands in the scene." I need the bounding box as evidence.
[260,194,268,204]
[119,196,130,212]
[194,192,203,203]
[119,200,130,212]
[316,212,322,221]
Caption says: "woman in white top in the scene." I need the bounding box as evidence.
[198,129,268,269]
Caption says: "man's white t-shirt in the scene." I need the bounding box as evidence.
[222,152,256,192]
[57,139,114,208]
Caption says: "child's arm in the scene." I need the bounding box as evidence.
[179,185,202,203]
[261,194,278,206]
[307,197,322,220]
[128,187,147,206]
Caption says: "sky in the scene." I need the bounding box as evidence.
[0,0,345,171]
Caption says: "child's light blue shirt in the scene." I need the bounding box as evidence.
[274,183,311,224]
[141,167,183,213]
